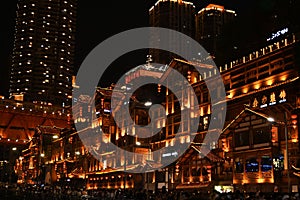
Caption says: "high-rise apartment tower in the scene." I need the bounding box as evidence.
[9,0,77,106]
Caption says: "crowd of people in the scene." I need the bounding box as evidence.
[0,183,300,200]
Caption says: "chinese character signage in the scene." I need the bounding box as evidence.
[251,90,287,109]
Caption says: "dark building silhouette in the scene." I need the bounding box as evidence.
[195,4,236,61]
[149,0,196,64]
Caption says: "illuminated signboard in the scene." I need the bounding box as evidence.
[252,90,287,109]
[267,28,288,42]
[162,151,178,158]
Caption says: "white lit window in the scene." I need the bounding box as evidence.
[48,7,51,9]
[29,37,32,39]
[42,90,45,92]
[60,58,64,60]
[62,41,65,44]
[46,31,49,33]
[70,12,72,15]
[26,79,29,82]
[63,17,66,20]
[59,83,62,85]
[64,1,67,3]
[19,63,22,65]
[32,4,35,6]
[62,25,66,27]
[17,80,20,82]
[21,29,25,32]
[44,56,48,58]
[60,66,64,69]
[31,12,34,15]
[29,28,33,31]
[62,33,66,36]
[47,15,51,17]
[28,53,31,56]
[63,9,67,12]
[23,13,26,16]
[24,5,26,8]
[20,46,23,48]
[58,91,62,94]
[25,88,28,91]
[30,20,34,23]
[59,74,63,77]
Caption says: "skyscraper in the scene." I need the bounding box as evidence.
[149,0,195,64]
[9,0,77,106]
[195,4,236,60]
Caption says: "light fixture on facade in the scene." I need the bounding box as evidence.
[144,101,152,107]
[267,117,275,122]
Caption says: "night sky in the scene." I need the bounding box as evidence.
[1,0,299,96]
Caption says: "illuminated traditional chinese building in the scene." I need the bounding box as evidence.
[15,32,300,193]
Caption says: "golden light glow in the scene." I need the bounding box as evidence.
[207,105,211,115]
[280,75,287,81]
[254,83,261,90]
[200,107,204,116]
[227,92,234,99]
[266,79,274,86]
[162,119,166,127]
[157,121,161,129]
[121,129,125,137]
[186,135,190,143]
[170,139,175,146]
[190,111,194,118]
[180,137,185,144]
[242,87,249,94]
[292,138,298,143]
[257,178,264,183]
